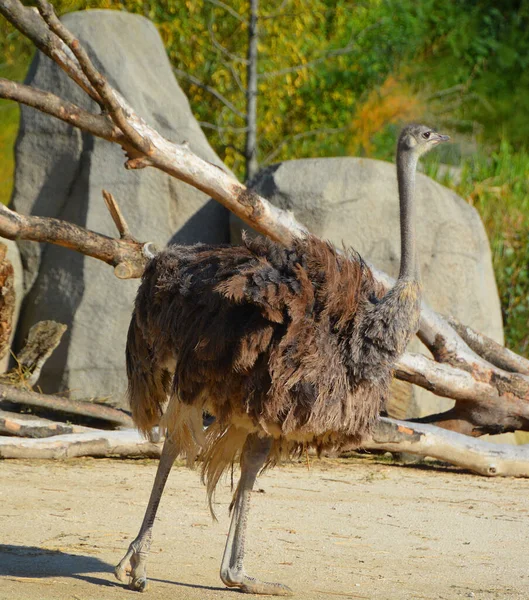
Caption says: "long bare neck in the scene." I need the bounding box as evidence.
[396,148,419,281]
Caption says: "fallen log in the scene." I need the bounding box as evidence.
[365,417,529,478]
[0,409,94,438]
[0,429,161,459]
[2,416,528,477]
[0,383,133,428]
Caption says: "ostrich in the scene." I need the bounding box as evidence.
[114,124,449,594]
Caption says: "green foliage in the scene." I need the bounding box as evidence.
[407,0,529,144]
[0,102,18,206]
[420,139,529,356]
[0,0,527,354]
[148,0,419,173]
[0,16,33,206]
[457,142,529,356]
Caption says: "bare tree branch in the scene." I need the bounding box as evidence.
[261,126,349,165]
[0,202,152,280]
[173,68,245,120]
[447,315,529,376]
[0,383,133,427]
[0,409,94,438]
[3,321,67,388]
[204,0,248,25]
[102,190,133,241]
[0,0,102,105]
[0,78,118,142]
[199,121,249,133]
[245,0,259,180]
[208,17,249,65]
[35,0,151,154]
[0,429,161,459]
[396,353,529,434]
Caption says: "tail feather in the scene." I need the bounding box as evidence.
[126,313,171,437]
[200,423,250,519]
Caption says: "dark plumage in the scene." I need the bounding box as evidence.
[129,234,418,455]
[115,124,450,595]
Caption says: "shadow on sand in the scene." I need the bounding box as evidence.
[0,544,228,592]
[0,544,117,587]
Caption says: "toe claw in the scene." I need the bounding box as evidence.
[241,582,294,596]
[131,576,148,592]
[114,564,129,584]
[233,574,293,596]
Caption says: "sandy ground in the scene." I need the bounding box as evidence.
[0,455,527,600]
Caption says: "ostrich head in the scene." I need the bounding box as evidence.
[398,123,450,158]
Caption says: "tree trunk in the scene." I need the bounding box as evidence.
[245,0,259,181]
[0,242,16,363]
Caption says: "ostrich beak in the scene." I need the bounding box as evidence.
[432,132,450,144]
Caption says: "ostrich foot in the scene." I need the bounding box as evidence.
[222,569,293,596]
[114,543,149,592]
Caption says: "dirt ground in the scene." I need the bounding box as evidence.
[0,455,527,600]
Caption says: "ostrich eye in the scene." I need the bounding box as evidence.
[422,131,431,139]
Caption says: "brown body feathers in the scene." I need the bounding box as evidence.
[126,234,420,500]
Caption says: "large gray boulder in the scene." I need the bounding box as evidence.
[232,157,503,418]
[11,10,230,400]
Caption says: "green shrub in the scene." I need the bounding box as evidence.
[457,142,529,356]
[421,140,529,356]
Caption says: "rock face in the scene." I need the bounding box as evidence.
[232,157,503,418]
[11,10,230,400]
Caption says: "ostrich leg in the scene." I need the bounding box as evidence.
[220,433,293,596]
[115,437,178,591]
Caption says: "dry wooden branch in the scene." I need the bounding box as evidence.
[36,0,151,153]
[3,416,527,476]
[0,0,102,104]
[395,352,529,434]
[1,0,529,443]
[0,409,93,438]
[0,198,152,279]
[0,242,16,362]
[103,190,134,241]
[447,315,529,376]
[0,383,133,427]
[0,78,116,140]
[366,417,529,478]
[1,1,306,243]
[0,429,161,459]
